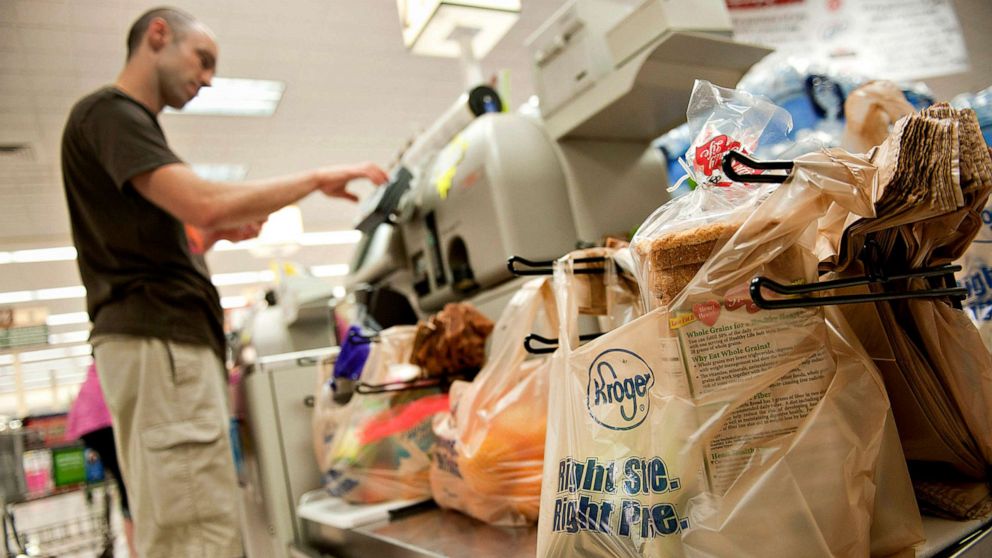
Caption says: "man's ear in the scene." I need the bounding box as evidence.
[146,17,171,52]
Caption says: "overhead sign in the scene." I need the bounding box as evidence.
[727,0,970,81]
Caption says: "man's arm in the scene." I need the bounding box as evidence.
[131,162,388,230]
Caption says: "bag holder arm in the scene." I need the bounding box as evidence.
[354,368,478,394]
[507,255,607,276]
[751,238,967,309]
[722,150,794,184]
[523,332,604,355]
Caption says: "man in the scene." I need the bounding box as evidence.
[60,7,387,557]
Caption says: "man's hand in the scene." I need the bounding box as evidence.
[314,162,388,202]
[209,220,265,244]
[188,220,266,254]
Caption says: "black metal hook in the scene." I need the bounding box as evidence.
[749,264,967,309]
[523,332,604,355]
[507,255,607,277]
[722,150,793,184]
[354,369,478,394]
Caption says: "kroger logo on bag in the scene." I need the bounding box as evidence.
[586,349,654,431]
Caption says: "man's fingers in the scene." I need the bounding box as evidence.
[361,163,389,185]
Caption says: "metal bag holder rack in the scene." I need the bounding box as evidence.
[507,255,609,355]
[508,149,968,351]
[346,330,478,394]
[723,150,967,310]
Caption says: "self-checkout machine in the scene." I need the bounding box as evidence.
[530,0,773,243]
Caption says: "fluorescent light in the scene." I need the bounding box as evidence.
[399,0,520,52]
[35,286,87,301]
[166,77,285,117]
[221,296,247,309]
[213,229,361,252]
[400,0,521,58]
[46,312,90,327]
[0,229,358,263]
[300,230,362,246]
[19,344,92,364]
[48,330,91,345]
[191,164,248,181]
[0,291,32,304]
[0,286,86,304]
[0,247,77,264]
[0,247,78,265]
[211,270,275,287]
[311,264,349,278]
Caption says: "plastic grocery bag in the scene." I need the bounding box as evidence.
[958,148,992,350]
[537,150,923,557]
[430,278,556,525]
[312,353,349,474]
[841,81,915,154]
[322,326,448,503]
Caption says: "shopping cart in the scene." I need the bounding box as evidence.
[2,428,115,558]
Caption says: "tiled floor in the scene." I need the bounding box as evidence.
[4,484,129,557]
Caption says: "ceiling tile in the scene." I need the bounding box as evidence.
[15,0,71,29]
[17,27,74,54]
[28,73,79,95]
[72,29,123,57]
[68,1,123,34]
[0,25,21,52]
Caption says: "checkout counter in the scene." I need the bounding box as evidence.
[290,505,992,558]
[272,1,992,556]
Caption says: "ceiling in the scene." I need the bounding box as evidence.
[0,0,564,323]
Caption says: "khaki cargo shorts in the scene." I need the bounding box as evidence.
[93,335,243,558]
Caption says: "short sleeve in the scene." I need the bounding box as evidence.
[82,98,183,190]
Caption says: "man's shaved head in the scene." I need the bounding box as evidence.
[126,7,196,60]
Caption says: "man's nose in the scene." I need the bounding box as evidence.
[200,70,213,88]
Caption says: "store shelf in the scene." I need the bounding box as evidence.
[544,31,772,142]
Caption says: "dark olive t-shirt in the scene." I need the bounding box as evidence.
[61,87,225,360]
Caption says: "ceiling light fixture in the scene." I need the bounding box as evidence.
[398,0,521,59]
[165,77,286,117]
[191,164,249,181]
[221,295,248,309]
[46,312,90,327]
[311,264,350,278]
[48,330,91,345]
[0,230,360,264]
[211,270,276,287]
[0,247,77,264]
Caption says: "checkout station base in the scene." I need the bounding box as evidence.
[288,494,992,558]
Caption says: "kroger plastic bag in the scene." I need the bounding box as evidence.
[430,278,556,525]
[537,149,923,557]
[321,325,448,503]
